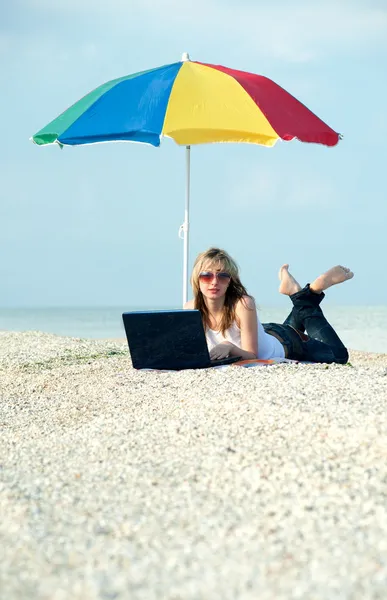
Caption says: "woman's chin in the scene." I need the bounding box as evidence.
[206,291,223,299]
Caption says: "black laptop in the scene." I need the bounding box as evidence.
[122,309,241,370]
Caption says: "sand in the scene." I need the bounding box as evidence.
[1,331,387,599]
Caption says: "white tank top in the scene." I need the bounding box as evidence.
[205,317,285,359]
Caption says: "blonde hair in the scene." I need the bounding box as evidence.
[191,247,252,334]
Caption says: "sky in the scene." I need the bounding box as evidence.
[1,0,387,309]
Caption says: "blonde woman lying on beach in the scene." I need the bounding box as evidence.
[184,248,354,364]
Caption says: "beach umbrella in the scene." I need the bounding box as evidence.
[32,53,341,304]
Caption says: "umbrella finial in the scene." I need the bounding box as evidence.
[181,52,190,62]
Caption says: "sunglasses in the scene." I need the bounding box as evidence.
[199,271,231,283]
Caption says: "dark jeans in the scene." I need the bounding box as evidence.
[263,285,349,364]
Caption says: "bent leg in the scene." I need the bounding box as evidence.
[282,308,305,333]
[299,336,347,364]
[263,321,347,364]
[278,264,305,332]
[289,285,348,363]
[277,263,353,364]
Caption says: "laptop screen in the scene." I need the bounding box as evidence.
[122,310,211,370]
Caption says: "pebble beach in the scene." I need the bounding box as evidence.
[1,330,387,600]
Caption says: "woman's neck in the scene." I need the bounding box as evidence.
[204,297,225,316]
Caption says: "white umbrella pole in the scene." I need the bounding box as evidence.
[179,145,191,306]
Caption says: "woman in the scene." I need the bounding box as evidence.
[184,247,354,364]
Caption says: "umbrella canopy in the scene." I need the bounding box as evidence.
[32,55,341,304]
[32,58,340,148]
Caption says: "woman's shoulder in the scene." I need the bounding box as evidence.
[183,299,195,309]
[235,295,256,312]
[233,296,257,330]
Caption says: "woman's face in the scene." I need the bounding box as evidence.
[198,261,231,301]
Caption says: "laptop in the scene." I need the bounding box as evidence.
[122,309,242,370]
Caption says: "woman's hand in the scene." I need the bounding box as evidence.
[209,342,234,360]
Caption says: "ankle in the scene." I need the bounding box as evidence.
[309,285,323,295]
[309,280,324,294]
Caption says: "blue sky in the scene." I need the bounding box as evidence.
[1,0,386,308]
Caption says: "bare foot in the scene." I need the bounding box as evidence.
[278,264,302,296]
[310,265,354,293]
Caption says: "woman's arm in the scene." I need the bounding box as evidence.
[233,296,258,358]
[238,296,258,354]
[210,296,258,360]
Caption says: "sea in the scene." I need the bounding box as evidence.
[0,306,386,355]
